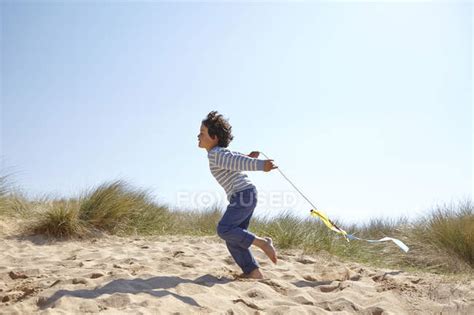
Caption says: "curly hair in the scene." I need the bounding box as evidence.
[202,111,234,147]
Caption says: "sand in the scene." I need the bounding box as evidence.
[0,220,473,314]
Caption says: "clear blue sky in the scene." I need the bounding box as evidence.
[1,1,472,224]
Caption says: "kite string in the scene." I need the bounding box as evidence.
[259,152,347,235]
[259,152,319,211]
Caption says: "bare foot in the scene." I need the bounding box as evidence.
[261,237,277,264]
[238,268,264,279]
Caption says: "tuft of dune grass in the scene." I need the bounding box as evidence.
[404,200,473,272]
[32,199,88,238]
[427,200,473,266]
[26,180,173,238]
[0,174,31,217]
[78,179,173,235]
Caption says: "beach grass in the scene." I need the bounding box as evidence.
[0,177,472,274]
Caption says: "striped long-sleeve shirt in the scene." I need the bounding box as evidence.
[207,146,265,201]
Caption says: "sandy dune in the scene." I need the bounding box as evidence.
[0,221,473,314]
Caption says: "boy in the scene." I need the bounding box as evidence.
[198,111,278,280]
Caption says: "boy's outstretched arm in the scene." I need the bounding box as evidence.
[242,151,277,171]
[210,150,277,172]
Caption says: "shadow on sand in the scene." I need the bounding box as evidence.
[38,274,232,309]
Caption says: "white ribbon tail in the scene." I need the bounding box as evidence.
[347,234,409,253]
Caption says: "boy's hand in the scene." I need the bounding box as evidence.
[263,159,278,172]
[248,151,260,158]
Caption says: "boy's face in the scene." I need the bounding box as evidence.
[198,124,218,150]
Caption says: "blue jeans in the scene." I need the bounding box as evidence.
[216,187,259,274]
